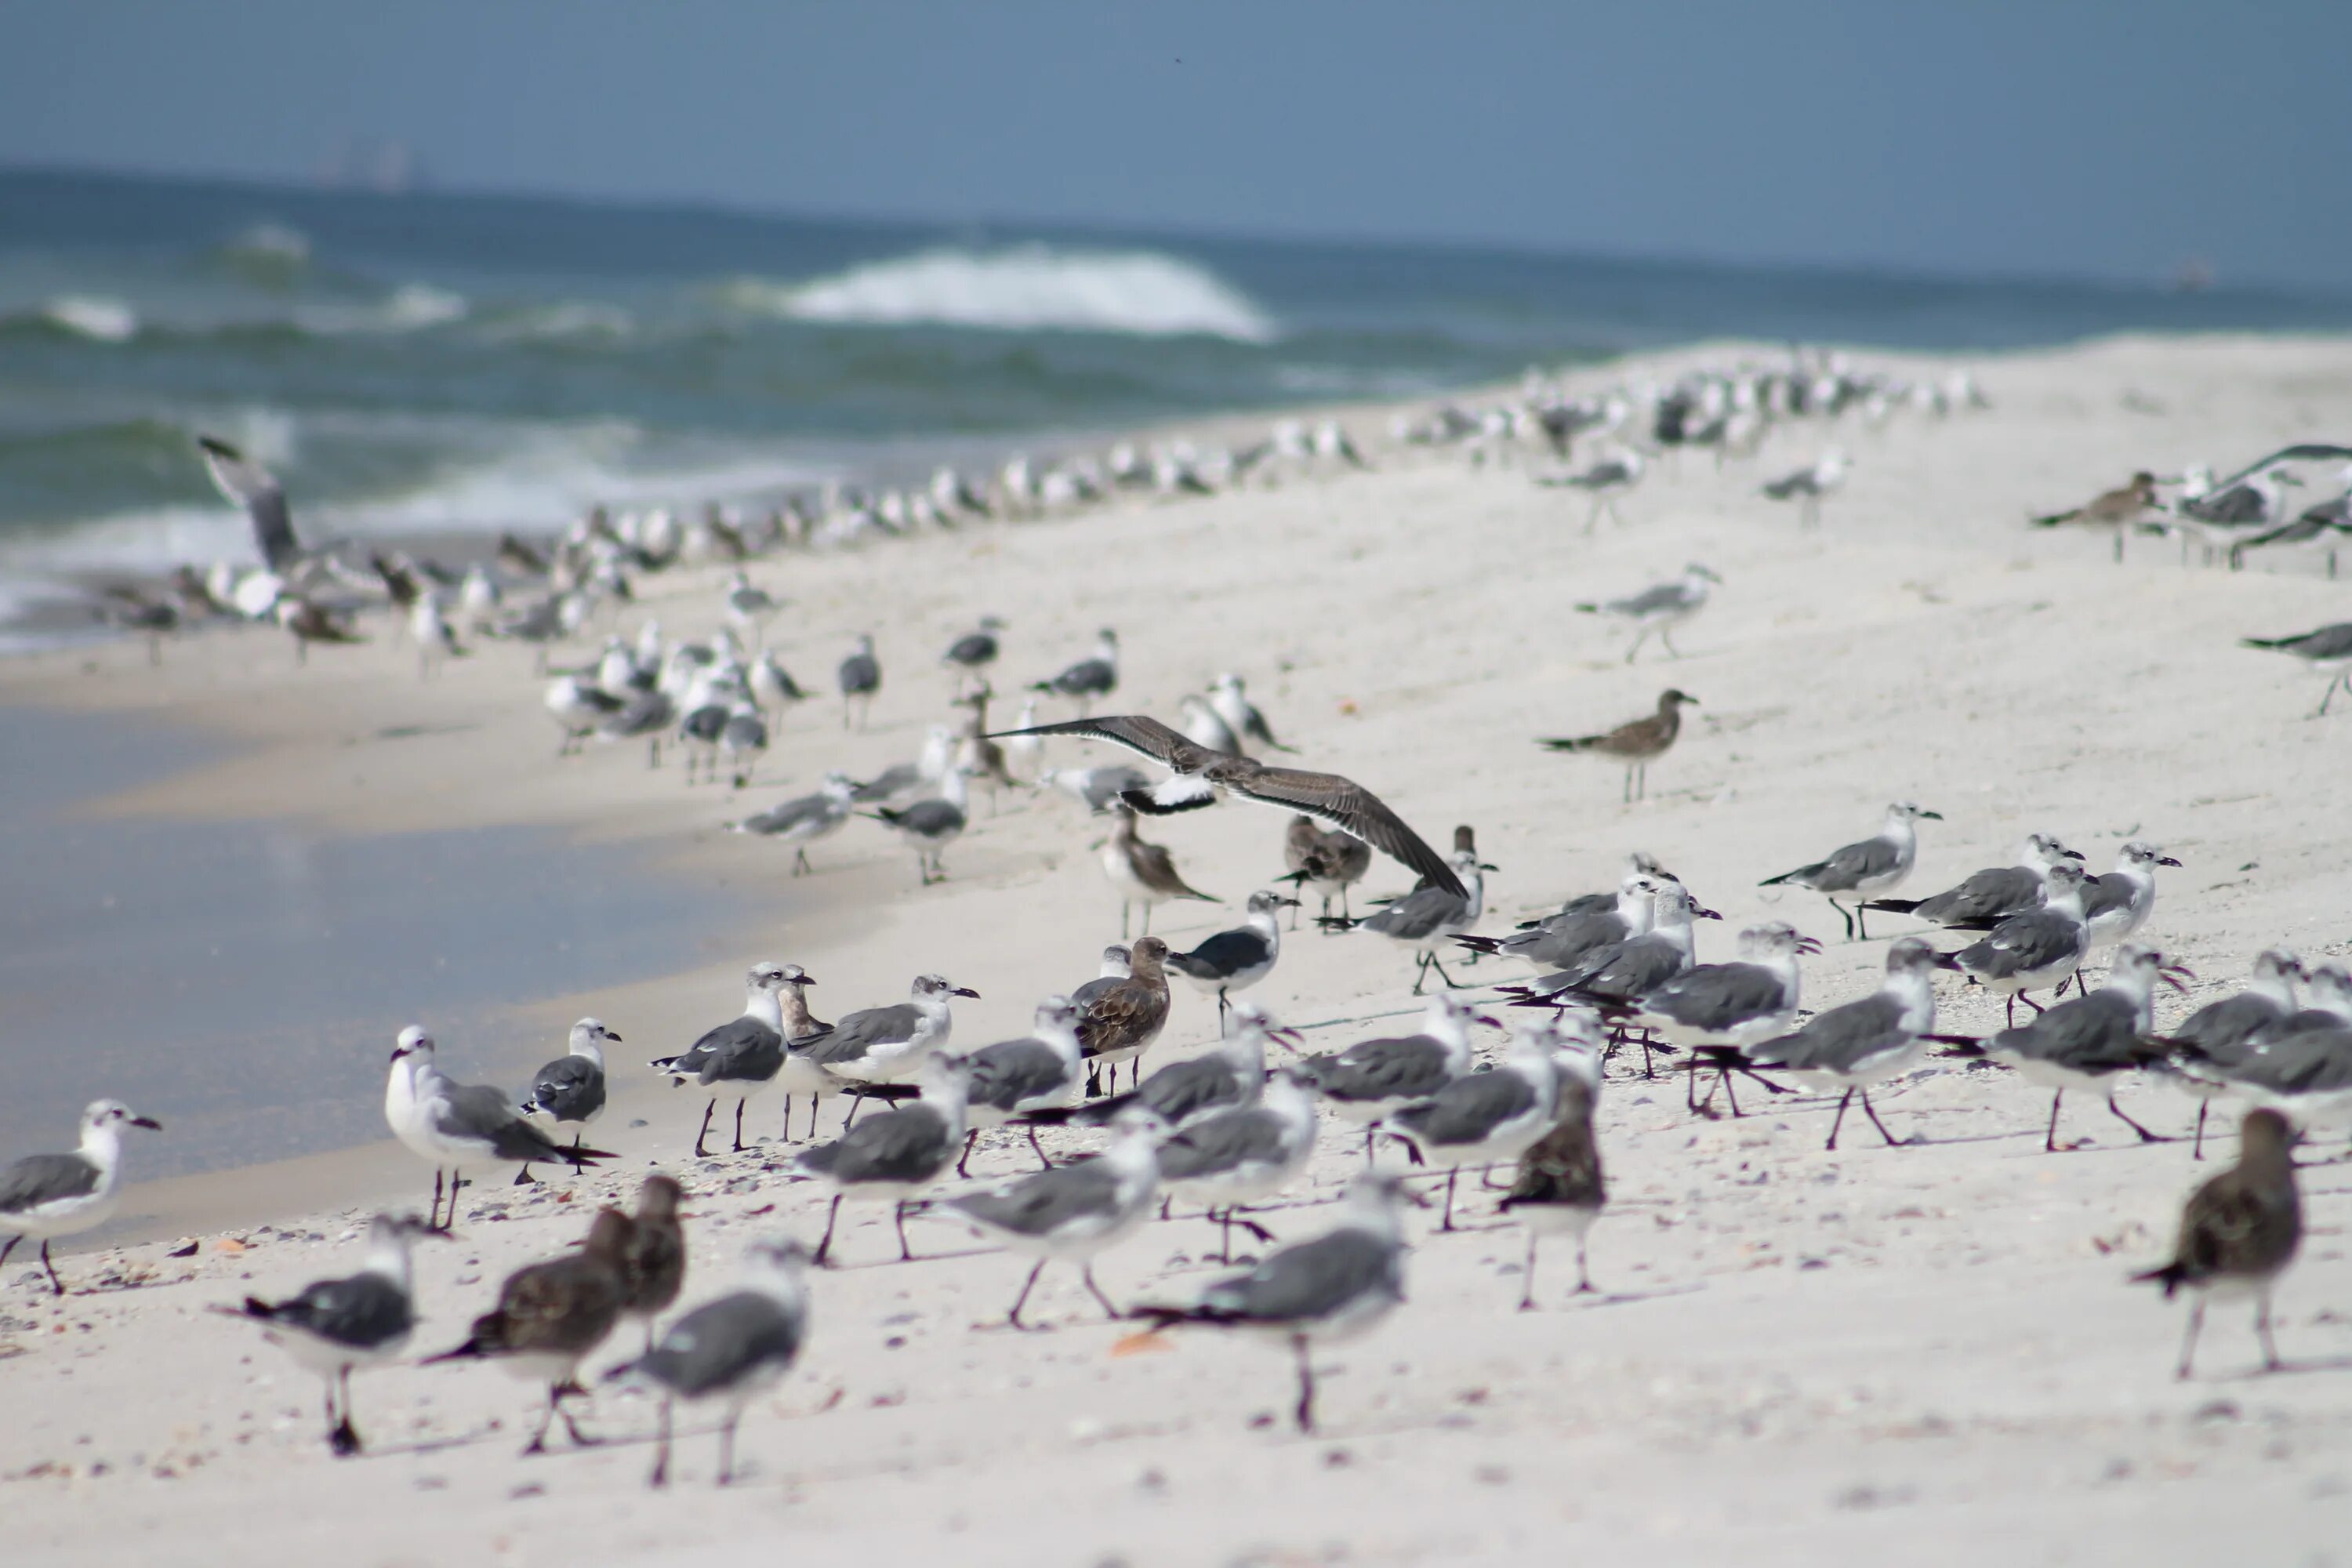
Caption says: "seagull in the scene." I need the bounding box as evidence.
[942,616,1006,692]
[946,1111,1162,1329]
[1059,1001,1296,1132]
[2033,470,2162,561]
[1155,1068,1320,1262]
[837,633,880,730]
[865,767,971,886]
[611,1236,812,1488]
[1297,993,1487,1152]
[0,1100,162,1295]
[598,687,677,768]
[1072,936,1171,1096]
[1737,936,1958,1149]
[650,964,794,1156]
[748,650,808,721]
[1759,802,1941,941]
[385,1027,613,1229]
[1499,1040,1607,1307]
[1385,1018,1590,1230]
[799,1054,971,1265]
[798,974,978,1107]
[728,773,859,876]
[1503,880,1716,1021]
[519,1018,619,1162]
[1761,447,1848,525]
[425,1207,632,1454]
[196,434,304,571]
[1280,815,1371,926]
[410,593,467,678]
[1538,690,1697,804]
[1178,693,1245,755]
[275,596,365,665]
[2131,1108,2300,1379]
[1101,802,1218,938]
[1573,564,1721,662]
[2157,949,2303,1157]
[718,703,768,790]
[1323,844,1492,994]
[1541,448,1646,530]
[1032,629,1120,714]
[2241,621,2352,717]
[1166,889,1299,1026]
[1955,860,2093,1024]
[1041,763,1156,815]
[989,714,1465,897]
[958,996,1087,1173]
[1457,870,1659,972]
[1208,673,1295,754]
[1860,832,2082,929]
[1980,943,2187,1151]
[2082,841,2183,964]
[1604,922,1820,1079]
[723,571,780,641]
[221,1212,441,1455]
[1133,1172,1417,1432]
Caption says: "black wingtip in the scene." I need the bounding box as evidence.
[196,434,241,459]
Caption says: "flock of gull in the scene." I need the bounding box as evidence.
[10,350,2343,1490]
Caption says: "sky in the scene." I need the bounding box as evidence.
[4,1,2348,290]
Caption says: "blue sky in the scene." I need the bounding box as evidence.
[5,1,2347,289]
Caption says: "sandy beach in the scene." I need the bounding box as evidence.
[5,332,2352,1563]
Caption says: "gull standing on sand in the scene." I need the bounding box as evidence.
[612,1236,812,1488]
[1281,815,1371,925]
[799,1054,972,1264]
[1505,879,1717,1018]
[1102,802,1218,938]
[724,571,779,641]
[1458,869,1660,972]
[866,766,971,886]
[1385,1018,1587,1231]
[1134,1172,1417,1433]
[0,1100,162,1295]
[749,649,808,722]
[1325,841,1493,994]
[1605,923,1820,1098]
[426,1208,631,1454]
[1501,1043,1607,1307]
[1539,690,1697,804]
[1759,802,1941,942]
[993,713,1468,897]
[1061,1001,1295,1132]
[729,773,859,876]
[1761,448,1848,526]
[2081,841,2183,969]
[2132,1108,2300,1379]
[546,676,624,756]
[386,1027,612,1228]
[616,1175,688,1353]
[1179,692,1245,755]
[1862,832,2082,930]
[1166,889,1300,1027]
[410,593,466,678]
[1955,859,2094,1025]
[837,633,880,730]
[1298,994,1486,1156]
[1979,943,2187,1151]
[1208,673,1294,754]
[947,1111,1162,1329]
[1573,564,1721,662]
[1156,1068,1320,1263]
[960,996,1087,1172]
[2158,949,2303,1157]
[1032,629,1120,714]
[2241,620,2352,717]
[224,1213,440,1455]
[942,615,1007,692]
[1073,936,1173,1095]
[651,963,793,1157]
[800,974,978,1109]
[1738,937,1957,1149]
[1541,448,1645,530]
[2033,470,2162,561]
[520,1018,619,1162]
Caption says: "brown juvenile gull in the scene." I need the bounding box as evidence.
[1499,1029,1607,1306]
[1537,689,1697,804]
[990,713,1465,897]
[2131,1108,2301,1379]
[1101,801,1218,938]
[1073,935,1174,1097]
[617,1174,688,1352]
[1280,814,1372,927]
[2032,470,2161,561]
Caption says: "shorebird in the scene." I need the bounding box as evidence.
[2132,1108,2300,1379]
[865,766,971,886]
[0,1100,162,1294]
[426,1208,632,1454]
[1500,1038,1606,1306]
[1156,1068,1319,1262]
[1761,447,1848,526]
[1208,673,1294,754]
[1539,689,1697,803]
[1955,859,2093,1024]
[2241,620,2352,716]
[1167,889,1299,1027]
[1032,628,1120,714]
[651,964,794,1156]
[1073,936,1172,1095]
[2158,949,2303,1157]
[1738,937,1956,1149]
[728,773,859,876]
[616,1175,688,1352]
[2081,841,2183,968]
[1101,802,1218,938]
[1280,815,1371,927]
[1386,1017,1590,1230]
[519,1018,619,1163]
[386,1027,612,1227]
[799,974,976,1109]
[1134,1172,1417,1432]
[942,616,1006,692]
[222,1212,441,1455]
[837,633,880,730]
[1980,943,2187,1150]
[2033,470,2162,561]
[799,1054,971,1264]
[947,1111,1162,1329]
[1325,844,1492,994]
[1759,802,1941,941]
[959,996,1087,1173]
[1298,993,1486,1154]
[991,713,1466,896]
[1861,832,2082,930]
[1573,564,1721,662]
[612,1236,812,1487]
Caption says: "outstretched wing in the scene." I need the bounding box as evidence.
[1221,766,1464,897]
[2210,443,2352,494]
[987,713,1200,768]
[198,437,300,570]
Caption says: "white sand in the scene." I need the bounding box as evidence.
[4,334,2352,1563]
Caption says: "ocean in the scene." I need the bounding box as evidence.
[4,164,2350,639]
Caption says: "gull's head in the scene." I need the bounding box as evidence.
[2252,949,2304,987]
[1228,1000,1305,1050]
[2119,840,2182,870]
[1548,1007,1608,1055]
[1098,944,1132,975]
[1740,921,1820,960]
[1214,672,1245,695]
[1660,688,1699,710]
[1127,936,1170,968]
[913,973,980,1002]
[1658,881,1721,922]
[821,771,858,798]
[2022,832,2084,867]
[82,1099,162,1136]
[1343,1171,1428,1224]
[1684,563,1722,585]
[2112,942,2192,994]
[1033,994,1080,1033]
[777,964,814,989]
[1247,888,1301,917]
[2042,860,2089,896]
[1886,802,1941,824]
[2307,964,2352,1009]
[1885,935,1958,978]
[1627,850,1677,881]
[636,1174,684,1218]
[571,1017,622,1050]
[1431,993,1501,1031]
[390,1025,435,1064]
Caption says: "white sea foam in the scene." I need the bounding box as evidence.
[224,222,312,265]
[40,295,140,342]
[727,245,1279,342]
[296,282,469,336]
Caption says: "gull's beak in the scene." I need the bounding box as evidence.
[2161,964,2196,992]
[1478,862,1501,873]
[606,1030,625,1043]
[1397,1184,1435,1210]
[951,987,981,1000]
[1918,810,1944,821]
[1694,905,1726,920]
[1269,1026,1306,1047]
[1929,949,1963,970]
[1274,896,1302,907]
[389,1046,410,1063]
[2158,856,2183,868]
[129,1116,162,1131]
[1796,936,1825,956]
[1474,1014,1506,1029]
[2061,848,2086,861]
